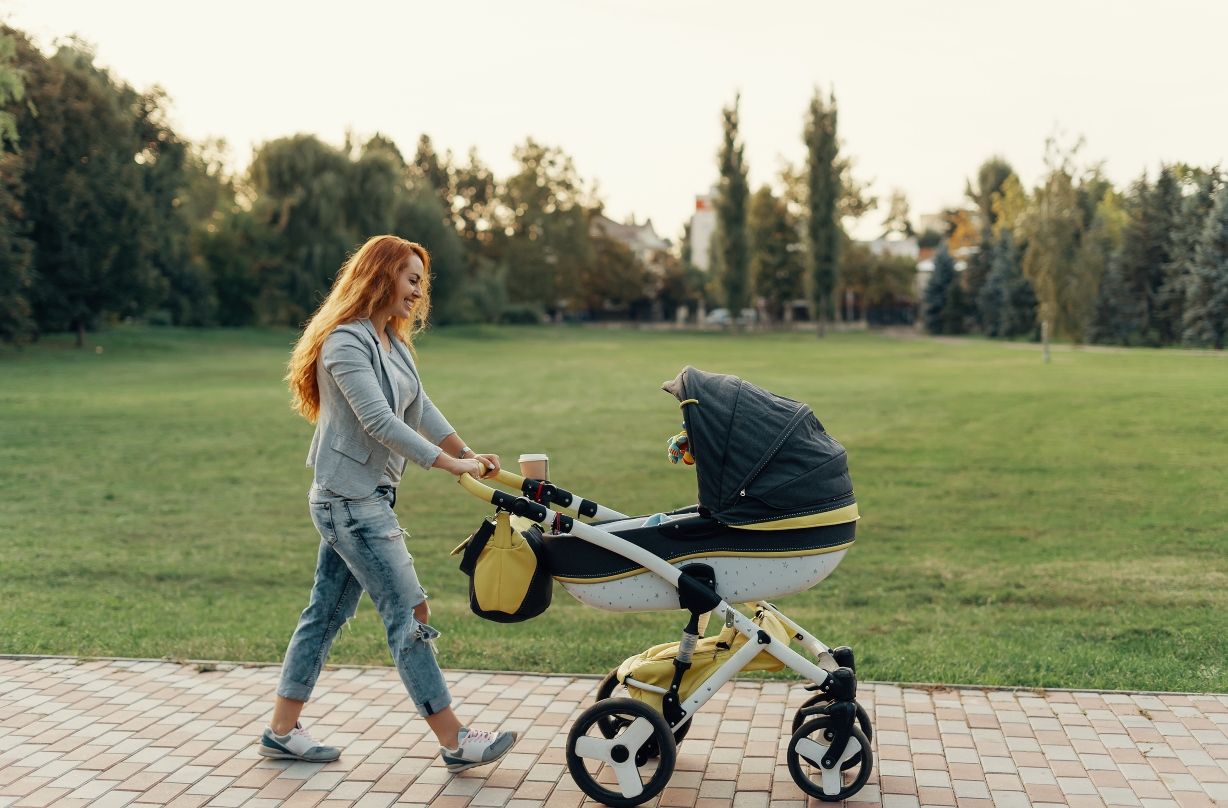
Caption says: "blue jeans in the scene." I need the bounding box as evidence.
[276,485,452,717]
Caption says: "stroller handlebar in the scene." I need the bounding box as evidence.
[458,469,628,522]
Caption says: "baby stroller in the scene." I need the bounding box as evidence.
[458,366,872,806]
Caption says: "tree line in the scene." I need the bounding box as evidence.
[4,24,1222,350]
[0,26,706,345]
[923,142,1227,350]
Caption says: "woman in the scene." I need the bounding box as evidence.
[260,235,516,773]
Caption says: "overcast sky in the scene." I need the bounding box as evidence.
[5,1,1227,241]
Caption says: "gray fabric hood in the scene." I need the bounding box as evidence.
[662,366,855,526]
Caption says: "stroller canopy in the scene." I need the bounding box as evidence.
[662,366,856,527]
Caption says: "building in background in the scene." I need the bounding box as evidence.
[689,189,717,271]
[589,213,671,270]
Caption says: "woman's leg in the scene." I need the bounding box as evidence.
[327,491,455,735]
[273,500,363,728]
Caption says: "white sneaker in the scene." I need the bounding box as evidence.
[440,727,518,773]
[258,722,341,762]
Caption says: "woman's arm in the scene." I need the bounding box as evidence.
[437,433,500,478]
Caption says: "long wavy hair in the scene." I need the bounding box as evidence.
[287,235,432,423]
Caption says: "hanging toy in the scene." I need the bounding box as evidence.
[666,423,695,465]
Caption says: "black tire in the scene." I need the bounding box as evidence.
[566,697,677,807]
[787,716,874,802]
[594,668,693,752]
[792,694,874,738]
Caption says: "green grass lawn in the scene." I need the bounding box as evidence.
[2,326,1226,693]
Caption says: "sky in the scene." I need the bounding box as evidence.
[5,1,1227,241]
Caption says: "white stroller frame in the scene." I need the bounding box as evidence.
[460,469,873,807]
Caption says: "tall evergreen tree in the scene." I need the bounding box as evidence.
[979,229,1037,339]
[805,87,841,334]
[1182,188,1228,348]
[1112,168,1181,344]
[714,93,750,323]
[1173,170,1223,345]
[1149,167,1184,343]
[923,244,957,334]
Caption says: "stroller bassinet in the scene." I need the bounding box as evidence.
[543,366,859,611]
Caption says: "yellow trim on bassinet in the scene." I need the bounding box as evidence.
[730,503,859,531]
[551,540,855,585]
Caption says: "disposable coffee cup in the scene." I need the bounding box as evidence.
[518,453,549,480]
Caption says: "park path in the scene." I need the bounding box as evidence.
[1,656,1226,808]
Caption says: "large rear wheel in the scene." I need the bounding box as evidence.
[566,697,677,807]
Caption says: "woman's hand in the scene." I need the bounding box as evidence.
[434,453,486,478]
[474,453,500,478]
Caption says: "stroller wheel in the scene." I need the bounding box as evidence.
[791,695,873,769]
[566,697,676,807]
[594,669,692,753]
[787,715,874,802]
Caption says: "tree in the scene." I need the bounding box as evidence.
[1182,188,1228,348]
[0,28,33,343]
[11,35,165,344]
[838,242,915,325]
[1016,140,1087,358]
[881,189,913,238]
[499,138,594,314]
[577,236,649,316]
[248,134,355,324]
[1106,167,1181,345]
[409,134,452,216]
[964,157,1014,330]
[805,86,841,334]
[923,244,957,334]
[714,93,750,323]
[1173,170,1223,346]
[979,229,1037,339]
[748,184,804,323]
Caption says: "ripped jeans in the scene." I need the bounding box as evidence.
[276,485,451,717]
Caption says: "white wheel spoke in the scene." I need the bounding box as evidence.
[611,758,644,798]
[794,736,827,767]
[820,759,843,794]
[838,735,863,765]
[574,735,612,764]
[621,716,655,748]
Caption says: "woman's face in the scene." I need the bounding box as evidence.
[387,254,425,320]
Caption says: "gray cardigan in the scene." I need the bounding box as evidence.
[305,319,455,498]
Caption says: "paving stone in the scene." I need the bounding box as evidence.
[2,658,1226,807]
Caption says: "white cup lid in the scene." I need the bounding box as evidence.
[518,453,549,462]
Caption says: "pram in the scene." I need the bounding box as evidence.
[458,366,873,806]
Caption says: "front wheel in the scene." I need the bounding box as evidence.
[787,715,874,802]
[566,697,677,807]
[791,695,873,770]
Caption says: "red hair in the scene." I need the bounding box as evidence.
[286,235,432,422]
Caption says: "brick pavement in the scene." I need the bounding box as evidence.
[1,656,1226,807]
